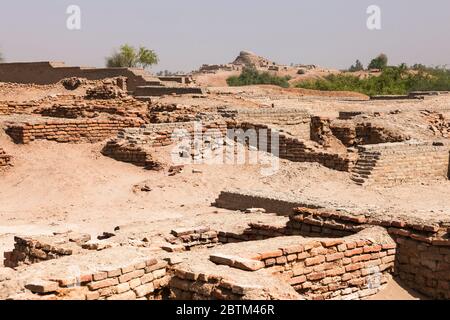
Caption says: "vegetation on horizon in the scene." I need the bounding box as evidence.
[106,44,158,69]
[227,67,291,88]
[296,63,450,96]
[368,53,388,70]
[348,59,364,72]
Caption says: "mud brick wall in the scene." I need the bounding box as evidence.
[219,108,311,138]
[163,226,219,252]
[101,140,161,169]
[38,99,149,121]
[218,222,289,243]
[0,147,11,167]
[117,121,228,147]
[3,233,93,268]
[5,118,144,144]
[3,236,82,268]
[169,271,261,300]
[255,232,395,300]
[0,101,40,115]
[214,190,321,216]
[394,237,450,299]
[231,122,356,172]
[134,86,205,97]
[170,265,299,300]
[351,142,450,186]
[317,119,410,147]
[10,258,170,300]
[293,207,450,299]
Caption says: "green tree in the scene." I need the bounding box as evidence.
[368,53,388,70]
[106,44,158,69]
[348,59,364,72]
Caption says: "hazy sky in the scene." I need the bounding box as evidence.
[1,0,449,72]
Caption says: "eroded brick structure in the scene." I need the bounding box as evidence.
[0,147,11,167]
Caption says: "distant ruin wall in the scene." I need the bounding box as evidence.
[351,142,450,186]
[134,86,205,97]
[5,118,144,144]
[0,62,158,91]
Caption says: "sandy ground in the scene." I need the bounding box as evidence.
[368,278,425,300]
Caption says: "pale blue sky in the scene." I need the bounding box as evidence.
[1,0,449,72]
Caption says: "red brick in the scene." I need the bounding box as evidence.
[344,248,363,257]
[345,263,363,272]
[88,278,119,291]
[307,272,326,281]
[305,255,325,266]
[321,239,344,247]
[326,253,344,262]
[259,250,283,259]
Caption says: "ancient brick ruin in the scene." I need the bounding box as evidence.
[0,147,11,167]
[1,61,450,301]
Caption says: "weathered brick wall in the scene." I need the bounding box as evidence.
[293,207,450,299]
[102,121,228,167]
[101,140,162,169]
[0,101,41,115]
[233,122,356,172]
[332,121,409,147]
[163,226,219,253]
[309,117,411,148]
[395,237,450,299]
[3,247,170,300]
[170,266,300,300]
[134,86,205,97]
[3,234,90,268]
[351,142,450,186]
[219,108,311,138]
[0,147,11,167]
[205,227,395,300]
[117,121,227,147]
[256,231,395,300]
[5,118,144,144]
[214,190,321,216]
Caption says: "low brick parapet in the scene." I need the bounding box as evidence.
[5,117,144,144]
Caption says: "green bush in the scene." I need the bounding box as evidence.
[295,65,450,96]
[227,68,291,88]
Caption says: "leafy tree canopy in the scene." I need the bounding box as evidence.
[106,44,158,69]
